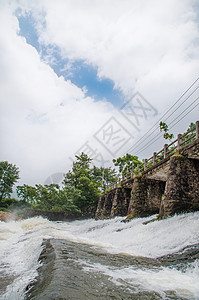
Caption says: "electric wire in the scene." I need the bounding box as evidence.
[125,77,199,154]
[160,84,199,122]
[136,99,199,155]
[124,76,199,155]
[128,94,198,155]
[169,101,199,131]
[167,96,199,128]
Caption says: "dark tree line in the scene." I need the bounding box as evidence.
[1,122,194,216]
[0,154,117,216]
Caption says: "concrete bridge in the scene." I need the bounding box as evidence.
[95,121,199,219]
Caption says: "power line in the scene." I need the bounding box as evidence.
[135,133,162,156]
[167,96,199,128]
[125,76,199,155]
[127,92,198,155]
[162,85,199,122]
[169,101,199,131]
[136,99,199,155]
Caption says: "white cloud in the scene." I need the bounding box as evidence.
[38,0,199,96]
[0,0,199,185]
[0,2,118,185]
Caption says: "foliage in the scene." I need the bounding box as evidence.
[0,197,25,211]
[181,122,196,146]
[123,213,135,221]
[171,154,184,160]
[13,153,118,217]
[133,171,142,178]
[17,184,38,205]
[51,187,81,214]
[113,153,141,176]
[63,153,101,215]
[0,161,20,203]
[16,183,81,215]
[160,121,174,140]
[91,166,117,191]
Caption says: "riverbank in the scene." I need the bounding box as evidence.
[0,209,91,222]
[22,209,81,221]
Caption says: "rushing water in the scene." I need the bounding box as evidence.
[0,212,199,299]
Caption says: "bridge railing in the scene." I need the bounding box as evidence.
[105,121,198,190]
[143,121,198,172]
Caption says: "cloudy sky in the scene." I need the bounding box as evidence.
[0,0,199,186]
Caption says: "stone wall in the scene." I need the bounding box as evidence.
[95,195,105,219]
[95,190,115,219]
[127,177,148,217]
[127,177,165,217]
[95,188,131,219]
[159,155,199,218]
[95,151,199,220]
[110,187,131,218]
[95,177,166,220]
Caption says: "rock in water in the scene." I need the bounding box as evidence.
[0,211,20,221]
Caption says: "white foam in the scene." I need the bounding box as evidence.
[53,212,199,258]
[0,217,53,300]
[77,258,199,299]
[0,212,199,299]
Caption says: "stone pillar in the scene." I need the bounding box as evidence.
[110,187,131,218]
[159,155,199,218]
[164,144,168,159]
[95,195,105,219]
[127,176,148,217]
[101,190,115,218]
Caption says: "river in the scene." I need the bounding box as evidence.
[0,212,199,299]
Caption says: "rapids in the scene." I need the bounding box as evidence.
[0,212,199,299]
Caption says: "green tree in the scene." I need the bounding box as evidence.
[35,184,60,210]
[17,183,81,215]
[63,153,100,215]
[52,186,81,214]
[182,122,195,145]
[91,166,118,191]
[17,184,60,211]
[64,153,92,188]
[160,121,174,140]
[17,184,38,205]
[113,154,141,176]
[0,161,20,202]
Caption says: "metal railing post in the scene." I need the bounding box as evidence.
[153,152,157,165]
[196,121,199,140]
[177,134,182,152]
[164,144,168,159]
[144,159,147,170]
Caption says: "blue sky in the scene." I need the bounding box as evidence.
[17,12,124,107]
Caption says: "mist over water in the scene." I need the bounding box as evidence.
[0,212,199,299]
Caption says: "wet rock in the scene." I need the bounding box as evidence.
[0,211,20,221]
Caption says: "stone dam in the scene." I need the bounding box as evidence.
[95,121,199,220]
